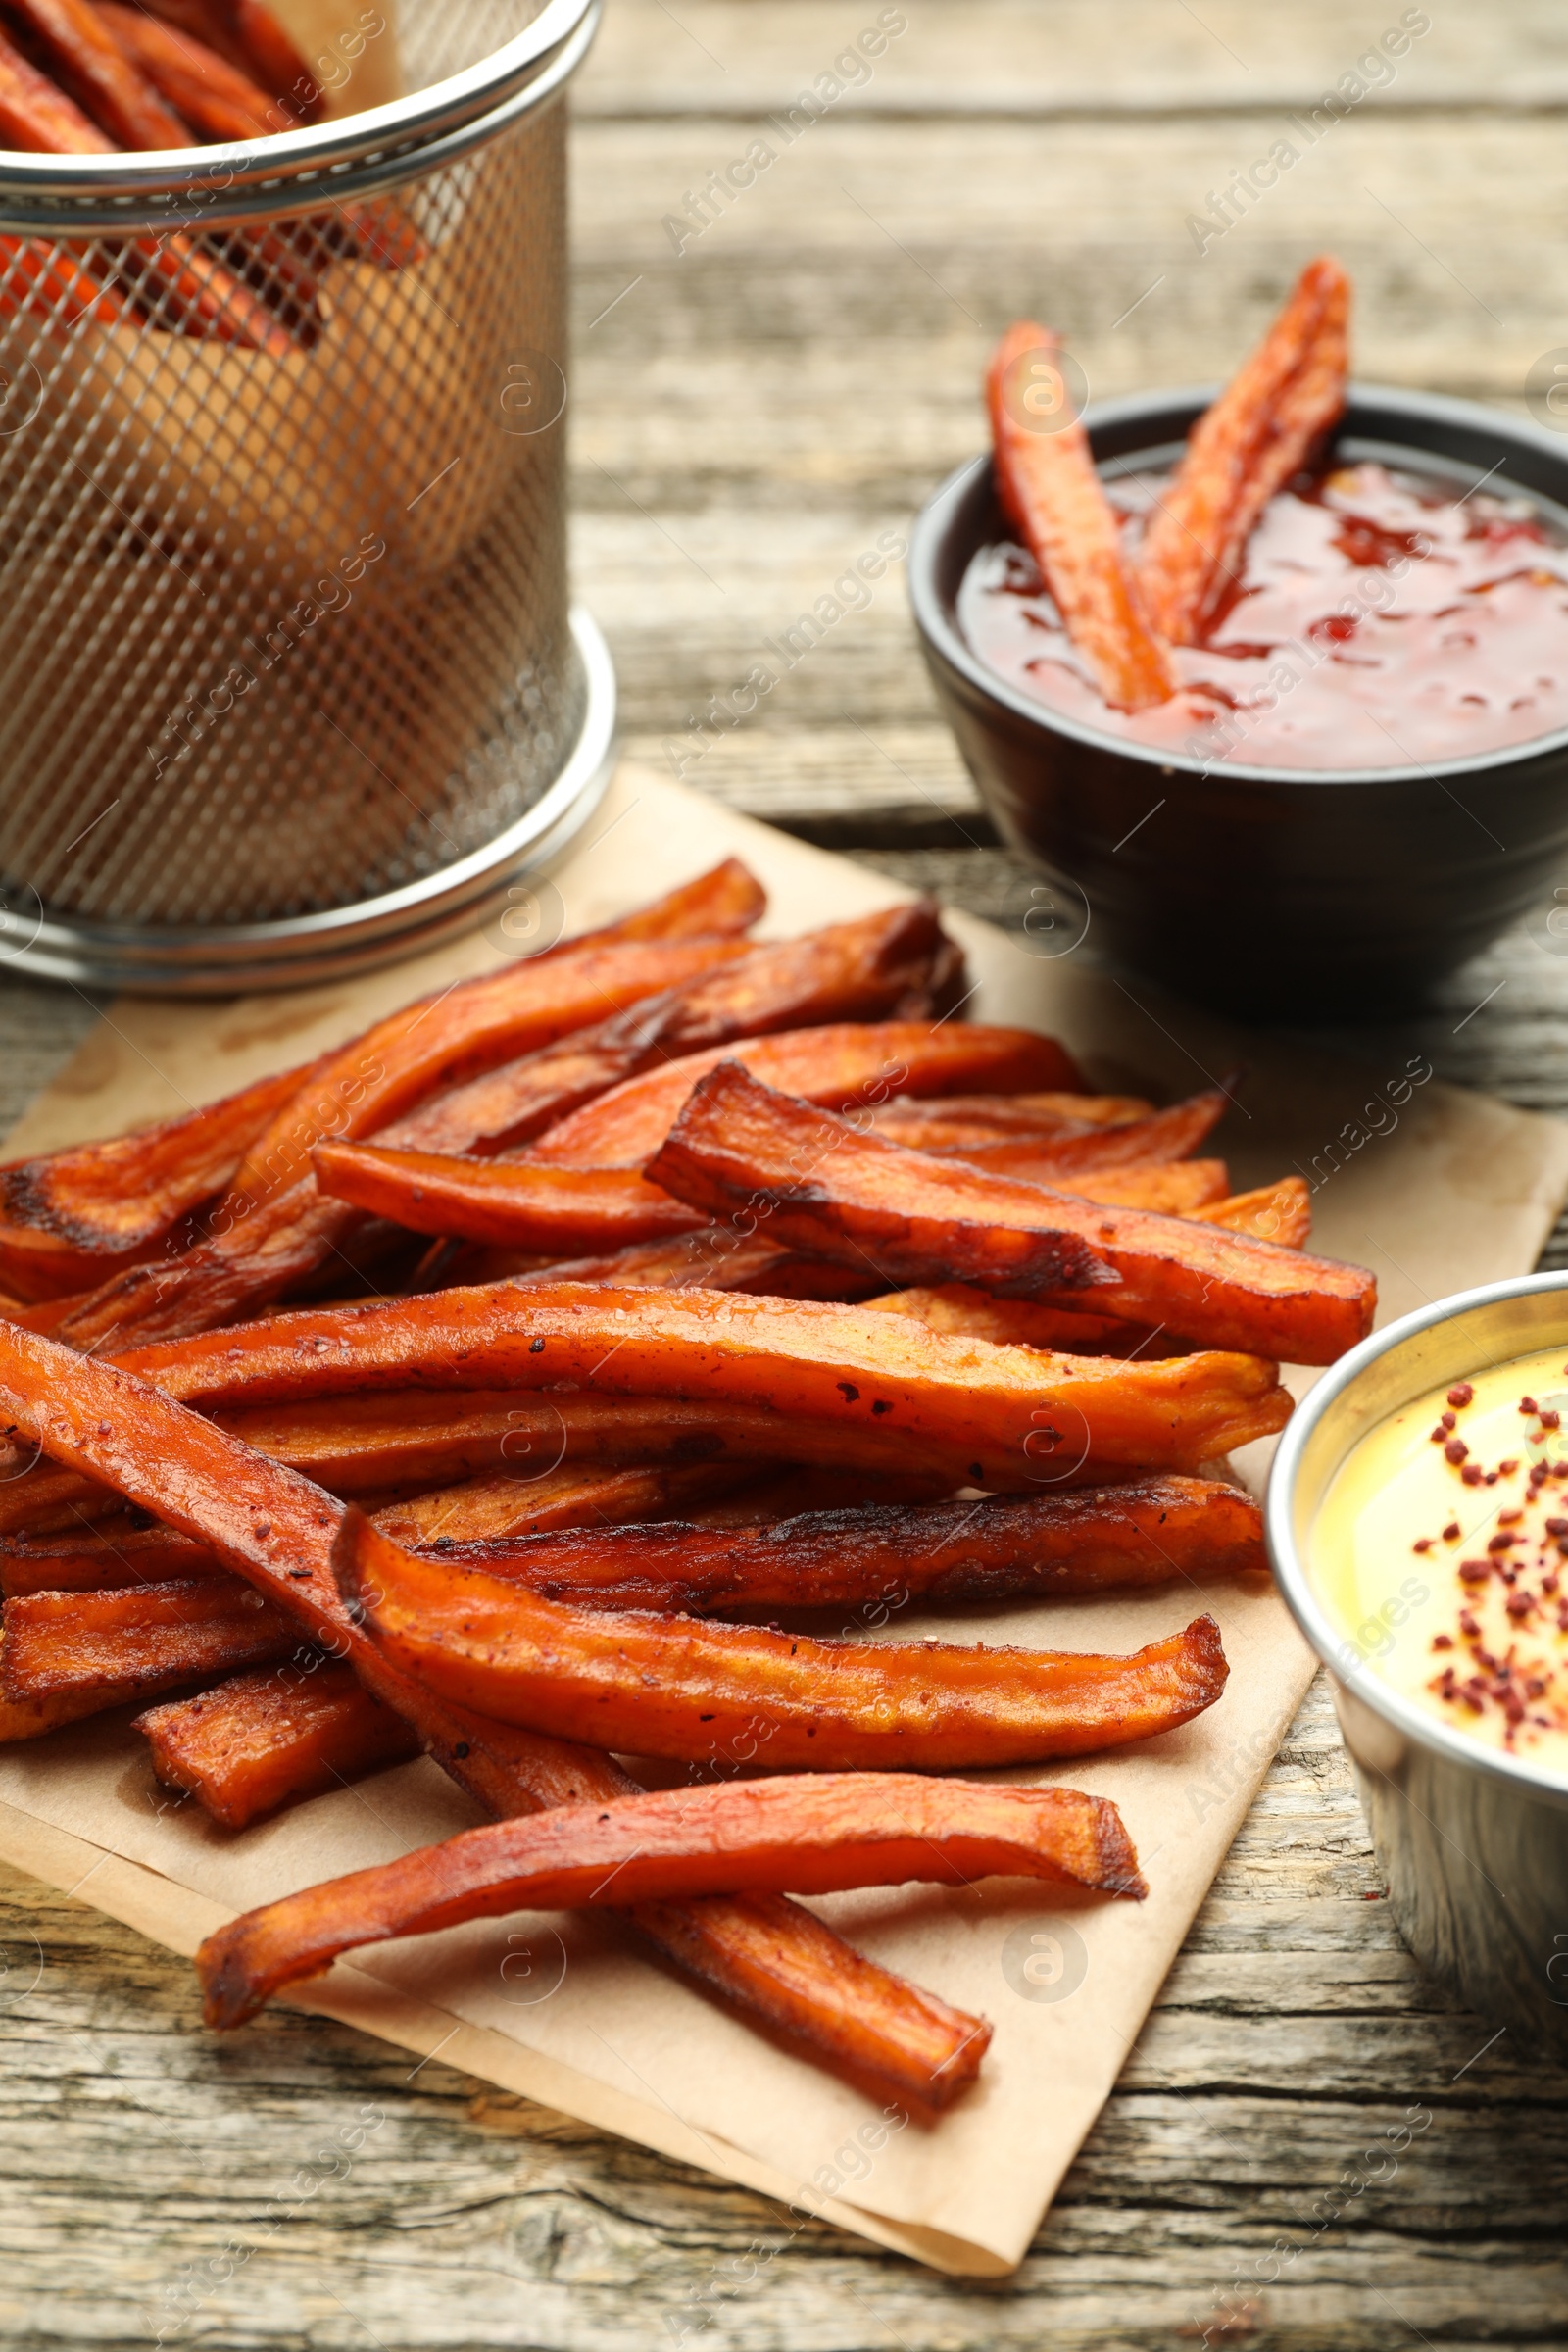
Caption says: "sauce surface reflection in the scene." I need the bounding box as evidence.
[958,463,1568,768]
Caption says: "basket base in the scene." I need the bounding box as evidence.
[2,611,618,997]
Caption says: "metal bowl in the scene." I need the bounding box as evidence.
[1267,1271,1568,2049]
[0,0,609,991]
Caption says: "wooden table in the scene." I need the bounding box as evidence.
[5,4,1568,2340]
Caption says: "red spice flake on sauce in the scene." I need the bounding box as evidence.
[1418,1411,1568,1746]
[1445,1438,1469,1464]
[1447,1384,1475,1407]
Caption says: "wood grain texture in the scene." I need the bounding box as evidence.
[581,0,1568,119]
[2,1679,1564,2349]
[5,0,1568,2334]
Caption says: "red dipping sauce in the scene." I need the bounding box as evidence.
[958,462,1568,770]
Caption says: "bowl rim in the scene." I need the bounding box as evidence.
[0,0,600,228]
[907,378,1568,791]
[1266,1267,1568,1811]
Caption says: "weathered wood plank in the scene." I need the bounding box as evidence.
[0,980,107,1147]
[6,0,1568,2334]
[577,0,1568,119]
[569,117,1568,381]
[3,1681,1565,2350]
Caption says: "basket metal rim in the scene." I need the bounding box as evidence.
[2,606,618,995]
[0,0,599,230]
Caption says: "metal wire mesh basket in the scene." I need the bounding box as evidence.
[0,0,610,990]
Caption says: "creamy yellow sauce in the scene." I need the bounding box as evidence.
[1308,1343,1568,1778]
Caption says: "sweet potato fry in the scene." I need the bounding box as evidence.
[138,0,308,112]
[2,1462,821,1590]
[323,193,420,270]
[533,1022,1086,1169]
[315,1147,706,1252]
[226,0,318,117]
[620,1887,994,2110]
[988,319,1176,710]
[677,1466,956,1527]
[644,1061,1109,1297]
[136,1661,421,1830]
[872,1093,1151,1147]
[630,1244,882,1302]
[118,1278,1294,1481]
[92,1,276,137]
[0,1626,147,1740]
[863,1282,1176,1360]
[933,1090,1230,1175]
[305,1464,947,1549]
[1195,1177,1311,1248]
[0,16,108,143]
[387,903,962,1157]
[0,1059,312,1302]
[0,1448,123,1536]
[420,1476,1264,1614]
[0,231,130,326]
[198,1772,1143,2031]
[338,1509,1230,1769]
[319,1149,1230,1253]
[0,1519,217,1596]
[0,1324,994,2108]
[638,1093,1117,1299]
[444,1227,881,1304]
[219,941,752,1218]
[576,858,766,946]
[5,0,190,143]
[114,228,299,351]
[208,1390,882,1499]
[53,939,747,1351]
[1055,1160,1230,1215]
[0,1379,976,1539]
[1138,257,1350,644]
[136,0,252,75]
[102,865,752,1242]
[647,1061,1373,1363]
[373,1461,767,1547]
[1,1576,297,1701]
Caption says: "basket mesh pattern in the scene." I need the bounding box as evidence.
[0,0,578,927]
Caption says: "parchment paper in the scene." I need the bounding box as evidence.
[2,765,1565,2276]
[271,0,404,117]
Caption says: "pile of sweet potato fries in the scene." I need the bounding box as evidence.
[989,255,1351,706]
[0,0,418,350]
[0,860,1375,2108]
